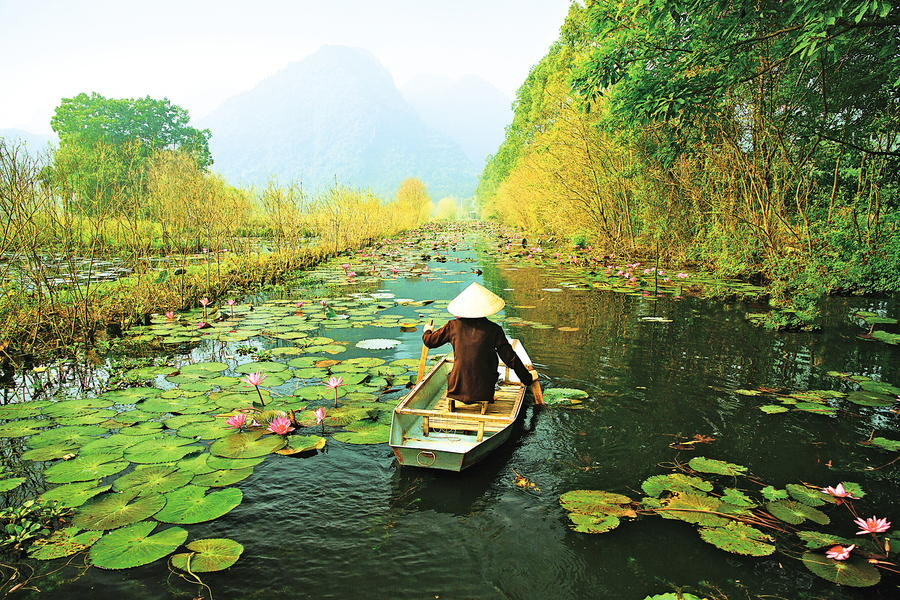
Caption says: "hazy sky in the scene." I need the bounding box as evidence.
[1,0,575,134]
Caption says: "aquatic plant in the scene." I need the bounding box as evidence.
[240,371,267,407]
[560,457,897,587]
[325,375,344,408]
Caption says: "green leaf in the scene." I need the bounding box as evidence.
[112,466,193,495]
[689,456,747,476]
[29,528,103,560]
[44,453,129,484]
[786,483,832,507]
[89,520,188,570]
[797,530,857,549]
[660,493,728,527]
[209,431,286,458]
[801,552,881,586]
[191,467,254,487]
[761,486,788,501]
[154,485,242,524]
[560,490,635,519]
[40,482,112,508]
[73,488,167,530]
[642,474,713,498]
[171,538,244,572]
[568,513,620,534]
[766,500,830,525]
[698,521,776,556]
[124,436,203,464]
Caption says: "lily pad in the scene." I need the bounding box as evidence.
[801,551,881,586]
[73,488,167,530]
[0,419,49,438]
[689,456,748,476]
[355,338,402,350]
[659,493,728,527]
[112,465,194,495]
[543,388,589,406]
[29,527,103,560]
[44,453,129,484]
[154,485,243,524]
[40,482,112,508]
[333,423,390,444]
[568,513,621,534]
[698,521,775,556]
[89,520,188,569]
[275,435,327,455]
[191,467,254,487]
[125,436,204,464]
[642,474,713,498]
[766,500,830,525]
[171,538,244,573]
[847,390,895,407]
[796,530,857,549]
[209,431,286,458]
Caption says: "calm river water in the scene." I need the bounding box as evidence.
[14,227,900,599]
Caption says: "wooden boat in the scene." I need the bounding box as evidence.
[390,339,534,471]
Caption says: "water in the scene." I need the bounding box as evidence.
[10,229,900,599]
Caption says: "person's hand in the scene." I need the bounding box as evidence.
[423,323,434,333]
[528,369,539,382]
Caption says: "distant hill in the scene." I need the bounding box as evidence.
[0,128,57,154]
[400,74,512,168]
[198,45,478,199]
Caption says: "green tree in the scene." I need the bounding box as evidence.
[50,92,212,214]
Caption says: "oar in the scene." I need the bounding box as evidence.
[416,319,433,383]
[531,371,545,406]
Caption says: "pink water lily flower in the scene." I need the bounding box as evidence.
[241,371,266,387]
[267,415,295,435]
[315,407,327,424]
[855,515,891,535]
[325,376,344,389]
[225,413,247,429]
[165,311,176,319]
[200,297,210,306]
[825,544,855,560]
[822,483,859,503]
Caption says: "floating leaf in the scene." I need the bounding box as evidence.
[275,435,326,455]
[543,388,589,406]
[786,483,832,507]
[0,477,25,492]
[44,453,129,484]
[759,404,789,414]
[642,474,713,498]
[89,520,188,569]
[767,500,830,525]
[0,419,49,438]
[171,538,244,572]
[801,552,881,587]
[721,488,755,507]
[29,528,103,560]
[125,436,203,464]
[333,423,390,444]
[761,486,789,501]
[689,456,748,476]
[154,485,243,524]
[73,488,166,530]
[355,338,402,350]
[40,481,111,508]
[699,521,776,556]
[209,431,286,458]
[112,466,193,495]
[192,467,254,487]
[871,437,900,452]
[560,490,635,519]
[568,513,620,533]
[847,390,895,407]
[660,493,728,527]
[797,531,857,549]
[206,455,265,470]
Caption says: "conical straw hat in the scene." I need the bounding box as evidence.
[446,282,505,318]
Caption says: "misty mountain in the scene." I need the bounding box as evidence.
[0,128,58,154]
[198,45,478,199]
[400,74,512,168]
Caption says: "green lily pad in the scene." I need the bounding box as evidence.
[125,436,203,464]
[205,455,266,470]
[568,513,621,534]
[689,456,748,476]
[766,500,830,525]
[39,482,112,508]
[786,483,833,507]
[847,390,896,407]
[0,419,49,438]
[698,521,775,556]
[29,527,103,560]
[235,361,289,375]
[73,488,167,530]
[275,435,326,455]
[176,420,232,440]
[355,338,402,350]
[209,431,286,458]
[0,477,26,492]
[154,485,243,524]
[759,404,789,414]
[112,465,194,495]
[333,423,390,444]
[871,437,900,451]
[44,453,129,484]
[796,531,858,549]
[89,520,188,569]
[659,493,728,527]
[642,474,713,498]
[21,444,79,462]
[801,552,881,586]
[543,388,589,406]
[171,538,244,573]
[80,434,143,454]
[191,467,254,487]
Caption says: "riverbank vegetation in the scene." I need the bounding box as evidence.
[477,1,900,326]
[0,133,433,361]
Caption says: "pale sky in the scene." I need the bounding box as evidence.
[1,0,575,134]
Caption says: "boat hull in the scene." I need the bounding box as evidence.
[389,339,532,471]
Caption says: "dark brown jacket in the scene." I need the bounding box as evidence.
[422,317,533,404]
